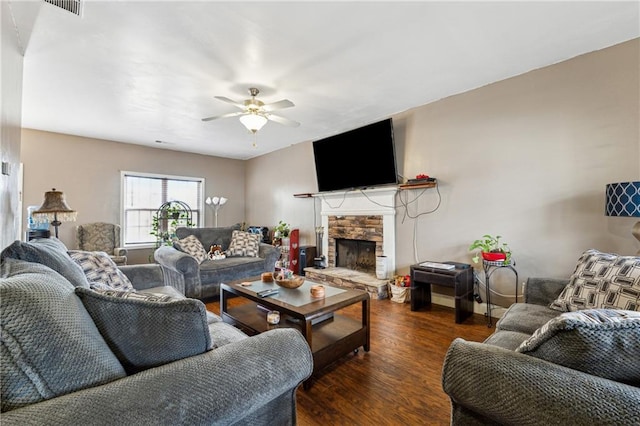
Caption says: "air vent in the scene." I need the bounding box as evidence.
[43,0,82,17]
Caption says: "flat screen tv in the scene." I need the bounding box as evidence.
[313,118,398,192]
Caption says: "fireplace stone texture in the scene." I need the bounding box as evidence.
[328,215,383,268]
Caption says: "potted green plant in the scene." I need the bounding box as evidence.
[468,234,512,264]
[273,220,291,239]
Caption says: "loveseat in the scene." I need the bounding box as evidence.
[154,225,280,300]
[442,249,640,425]
[0,237,312,425]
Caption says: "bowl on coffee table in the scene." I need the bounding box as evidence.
[274,275,305,289]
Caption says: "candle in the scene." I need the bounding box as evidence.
[267,310,280,325]
[310,285,325,298]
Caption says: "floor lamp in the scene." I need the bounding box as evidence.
[206,196,228,227]
[32,188,77,238]
[605,181,640,255]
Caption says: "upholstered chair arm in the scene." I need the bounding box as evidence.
[113,247,128,257]
[154,245,201,298]
[523,277,569,306]
[258,243,280,270]
[0,329,313,426]
[442,338,640,426]
[118,264,167,292]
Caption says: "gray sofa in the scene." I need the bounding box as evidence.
[1,238,312,425]
[442,276,640,425]
[154,225,280,300]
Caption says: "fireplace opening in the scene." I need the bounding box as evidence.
[335,238,376,273]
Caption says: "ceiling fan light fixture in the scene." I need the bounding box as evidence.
[239,113,268,133]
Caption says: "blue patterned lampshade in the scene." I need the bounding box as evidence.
[605,182,640,217]
[606,181,640,255]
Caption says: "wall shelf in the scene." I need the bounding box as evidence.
[294,182,436,198]
[398,181,437,190]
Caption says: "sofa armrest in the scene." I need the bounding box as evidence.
[0,329,313,426]
[118,264,167,292]
[258,243,280,269]
[524,277,569,306]
[114,247,128,257]
[154,245,200,297]
[442,338,640,426]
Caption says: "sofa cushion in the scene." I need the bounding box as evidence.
[75,287,212,374]
[207,321,248,349]
[68,250,133,290]
[173,234,208,263]
[483,330,532,350]
[198,256,265,284]
[175,224,241,252]
[0,238,90,288]
[550,249,640,312]
[496,303,560,335]
[138,285,222,324]
[0,258,126,412]
[516,309,640,385]
[225,230,261,257]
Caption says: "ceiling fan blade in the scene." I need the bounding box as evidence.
[267,114,300,127]
[262,99,295,112]
[201,111,245,122]
[214,96,246,109]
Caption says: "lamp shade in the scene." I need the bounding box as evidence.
[239,113,268,133]
[32,188,77,222]
[605,182,640,217]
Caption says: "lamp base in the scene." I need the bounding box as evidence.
[633,221,640,256]
[51,217,61,238]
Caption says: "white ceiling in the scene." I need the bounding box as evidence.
[10,1,640,160]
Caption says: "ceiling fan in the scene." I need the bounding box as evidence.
[202,87,300,133]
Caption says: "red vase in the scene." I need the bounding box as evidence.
[482,252,506,261]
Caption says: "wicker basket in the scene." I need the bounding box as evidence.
[274,275,305,289]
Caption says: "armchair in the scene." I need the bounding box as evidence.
[76,222,127,265]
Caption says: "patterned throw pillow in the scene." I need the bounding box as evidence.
[89,288,176,302]
[68,250,133,291]
[225,230,261,257]
[517,309,640,385]
[173,234,208,264]
[549,249,640,312]
[75,287,212,374]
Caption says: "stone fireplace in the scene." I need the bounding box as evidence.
[304,187,398,299]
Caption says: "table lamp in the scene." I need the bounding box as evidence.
[32,188,77,238]
[605,181,640,254]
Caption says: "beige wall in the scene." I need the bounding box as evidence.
[246,39,640,308]
[246,141,319,246]
[16,39,640,310]
[21,132,246,263]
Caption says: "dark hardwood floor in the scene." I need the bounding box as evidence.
[206,296,493,425]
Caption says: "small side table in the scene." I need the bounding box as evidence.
[482,260,518,327]
[410,262,474,324]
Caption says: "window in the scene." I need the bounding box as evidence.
[121,171,204,247]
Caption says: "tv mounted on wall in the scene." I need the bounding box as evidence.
[312,118,398,193]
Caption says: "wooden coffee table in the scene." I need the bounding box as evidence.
[220,278,370,389]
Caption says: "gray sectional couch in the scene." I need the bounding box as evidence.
[442,272,640,425]
[0,237,312,425]
[154,225,280,300]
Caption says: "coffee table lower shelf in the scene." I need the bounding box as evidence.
[222,302,368,384]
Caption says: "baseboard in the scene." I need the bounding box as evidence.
[430,293,506,319]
